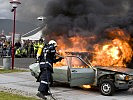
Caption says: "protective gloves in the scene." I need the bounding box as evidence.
[58,57,63,61]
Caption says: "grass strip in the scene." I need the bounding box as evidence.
[0,69,29,74]
[0,91,38,100]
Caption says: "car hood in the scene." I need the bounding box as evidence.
[95,66,133,75]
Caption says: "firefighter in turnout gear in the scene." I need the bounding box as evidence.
[36,39,44,58]
[36,40,63,99]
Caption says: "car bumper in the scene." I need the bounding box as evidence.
[115,80,133,89]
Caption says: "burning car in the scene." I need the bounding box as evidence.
[29,55,133,96]
[52,55,133,96]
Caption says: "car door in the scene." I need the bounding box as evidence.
[67,56,95,86]
[53,58,69,83]
[53,66,69,82]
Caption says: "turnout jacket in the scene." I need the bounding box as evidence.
[38,44,62,72]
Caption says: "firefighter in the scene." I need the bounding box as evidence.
[36,39,44,58]
[36,40,63,99]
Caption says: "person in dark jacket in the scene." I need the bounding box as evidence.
[29,41,34,58]
[15,41,21,49]
[2,44,7,57]
[36,40,63,99]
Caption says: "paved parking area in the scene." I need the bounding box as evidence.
[0,72,133,100]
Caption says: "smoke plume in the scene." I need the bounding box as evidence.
[42,0,132,36]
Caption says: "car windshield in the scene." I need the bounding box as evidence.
[81,56,93,67]
[66,56,89,68]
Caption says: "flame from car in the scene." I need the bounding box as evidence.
[56,35,92,55]
[92,29,132,67]
[53,28,132,68]
[82,85,91,89]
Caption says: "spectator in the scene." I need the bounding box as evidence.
[2,44,7,57]
[15,41,21,49]
[29,41,34,58]
[33,41,39,58]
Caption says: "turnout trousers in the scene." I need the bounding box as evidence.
[38,63,52,94]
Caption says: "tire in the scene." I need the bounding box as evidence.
[100,79,115,96]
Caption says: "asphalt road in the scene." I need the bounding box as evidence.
[0,72,133,100]
[0,57,36,69]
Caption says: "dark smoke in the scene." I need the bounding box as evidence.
[43,0,132,36]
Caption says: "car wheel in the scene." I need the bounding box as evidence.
[100,79,115,96]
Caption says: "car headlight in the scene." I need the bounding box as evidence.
[126,75,133,80]
[115,74,131,81]
[125,75,130,81]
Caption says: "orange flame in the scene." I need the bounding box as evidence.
[54,35,92,67]
[92,29,132,67]
[53,28,132,68]
[82,85,91,89]
[56,36,90,54]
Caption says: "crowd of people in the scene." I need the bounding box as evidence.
[0,38,44,58]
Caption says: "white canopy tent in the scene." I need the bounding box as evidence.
[21,30,42,40]
[21,27,43,41]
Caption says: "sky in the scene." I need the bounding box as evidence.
[0,0,49,22]
[0,0,12,19]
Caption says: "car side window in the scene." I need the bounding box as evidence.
[67,57,88,68]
